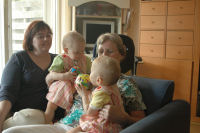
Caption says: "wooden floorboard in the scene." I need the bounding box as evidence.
[190,122,200,133]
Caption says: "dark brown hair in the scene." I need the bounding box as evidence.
[23,20,52,51]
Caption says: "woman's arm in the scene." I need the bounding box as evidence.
[102,75,146,127]
[129,110,146,122]
[116,110,145,127]
[0,54,23,132]
[99,105,145,128]
[0,100,12,132]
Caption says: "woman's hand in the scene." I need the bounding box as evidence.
[98,105,128,124]
[99,105,145,128]
[0,100,12,133]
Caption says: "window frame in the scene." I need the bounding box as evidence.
[4,0,59,59]
[0,0,64,81]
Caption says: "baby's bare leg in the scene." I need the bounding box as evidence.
[45,102,58,124]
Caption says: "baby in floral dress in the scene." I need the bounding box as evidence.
[45,31,91,124]
[69,56,124,133]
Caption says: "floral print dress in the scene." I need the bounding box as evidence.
[79,85,123,133]
[59,74,146,129]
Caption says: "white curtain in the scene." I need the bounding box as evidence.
[0,0,5,82]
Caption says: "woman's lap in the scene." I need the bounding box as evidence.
[2,123,73,133]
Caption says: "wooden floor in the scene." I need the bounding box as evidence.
[190,122,200,133]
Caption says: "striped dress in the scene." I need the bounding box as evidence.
[46,54,87,113]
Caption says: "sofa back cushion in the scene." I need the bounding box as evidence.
[133,76,174,115]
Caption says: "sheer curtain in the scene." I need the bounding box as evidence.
[0,0,5,82]
[0,0,71,82]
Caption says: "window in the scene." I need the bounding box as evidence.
[12,0,44,53]
[0,0,5,80]
[11,0,58,54]
[0,0,64,81]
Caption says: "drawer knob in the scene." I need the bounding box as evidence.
[178,51,182,54]
[152,7,155,11]
[179,21,183,24]
[178,37,182,40]
[150,49,154,52]
[179,6,183,9]
[152,21,155,24]
[151,36,154,39]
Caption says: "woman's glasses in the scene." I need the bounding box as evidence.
[35,33,52,40]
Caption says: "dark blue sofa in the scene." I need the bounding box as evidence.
[121,76,190,133]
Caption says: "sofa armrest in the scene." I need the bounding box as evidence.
[120,100,190,133]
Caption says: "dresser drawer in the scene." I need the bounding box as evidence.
[149,0,167,1]
[140,44,165,58]
[167,31,193,45]
[141,2,167,15]
[140,31,165,44]
[167,15,194,30]
[166,45,193,60]
[141,16,166,30]
[168,1,194,15]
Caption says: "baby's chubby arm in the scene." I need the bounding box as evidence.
[75,83,92,112]
[46,54,78,86]
[46,71,77,86]
[87,90,111,117]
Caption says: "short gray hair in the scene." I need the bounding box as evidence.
[96,33,126,56]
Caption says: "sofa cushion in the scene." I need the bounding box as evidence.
[133,76,174,115]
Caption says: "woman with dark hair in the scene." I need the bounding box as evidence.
[0,20,63,132]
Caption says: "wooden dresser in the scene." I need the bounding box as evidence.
[136,0,200,122]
